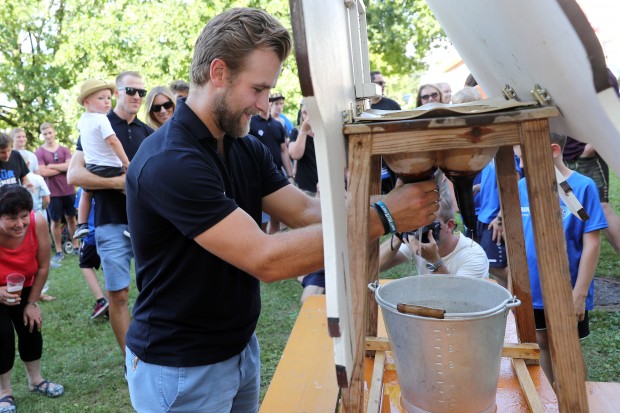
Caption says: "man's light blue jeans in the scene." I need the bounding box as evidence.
[125,334,260,412]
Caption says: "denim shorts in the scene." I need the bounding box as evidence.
[126,334,261,412]
[95,224,133,291]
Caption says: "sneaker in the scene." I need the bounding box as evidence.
[73,224,90,239]
[50,259,61,269]
[91,298,110,319]
[52,252,63,263]
[71,246,80,255]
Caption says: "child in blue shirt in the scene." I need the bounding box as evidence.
[515,133,607,383]
[476,156,522,288]
[74,188,109,319]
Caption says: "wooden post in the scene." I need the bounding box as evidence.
[366,154,381,347]
[495,145,538,345]
[342,133,374,412]
[520,119,589,412]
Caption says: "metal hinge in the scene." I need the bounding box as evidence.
[502,84,520,101]
[343,99,370,124]
[531,84,553,106]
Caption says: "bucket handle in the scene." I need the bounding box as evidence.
[445,296,521,318]
[369,280,521,319]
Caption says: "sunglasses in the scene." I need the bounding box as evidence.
[151,100,174,113]
[119,87,147,97]
[421,92,439,101]
[53,152,59,162]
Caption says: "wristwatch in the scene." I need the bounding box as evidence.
[426,258,444,272]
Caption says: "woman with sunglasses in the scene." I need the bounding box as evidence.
[144,87,176,130]
[415,83,443,107]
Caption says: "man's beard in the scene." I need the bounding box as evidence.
[213,88,254,138]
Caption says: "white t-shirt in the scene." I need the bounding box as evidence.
[17,149,39,172]
[399,232,490,278]
[25,172,50,217]
[77,112,120,167]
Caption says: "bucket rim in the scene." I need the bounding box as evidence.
[369,276,520,320]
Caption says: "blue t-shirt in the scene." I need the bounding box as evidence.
[74,188,96,245]
[279,113,294,136]
[519,171,608,310]
[478,156,522,224]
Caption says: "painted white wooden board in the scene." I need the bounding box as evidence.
[289,0,360,386]
[425,0,620,176]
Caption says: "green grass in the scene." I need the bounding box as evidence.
[9,254,134,412]
[7,173,619,411]
[7,256,303,412]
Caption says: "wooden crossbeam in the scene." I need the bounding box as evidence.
[366,351,385,413]
[365,337,540,360]
[512,358,546,413]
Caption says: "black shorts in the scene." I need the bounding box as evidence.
[534,308,590,339]
[564,155,609,203]
[302,269,325,288]
[48,194,77,222]
[476,219,507,268]
[79,241,101,270]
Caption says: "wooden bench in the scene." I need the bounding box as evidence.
[260,294,620,412]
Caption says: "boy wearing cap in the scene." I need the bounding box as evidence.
[73,79,130,239]
[269,92,294,136]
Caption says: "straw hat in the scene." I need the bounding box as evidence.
[77,79,116,105]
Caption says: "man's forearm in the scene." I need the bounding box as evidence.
[38,166,60,177]
[67,151,125,191]
[49,162,69,172]
[69,166,125,191]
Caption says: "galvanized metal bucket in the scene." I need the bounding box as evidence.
[369,275,520,413]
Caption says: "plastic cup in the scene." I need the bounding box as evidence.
[6,273,25,303]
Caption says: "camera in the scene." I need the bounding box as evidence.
[402,220,441,243]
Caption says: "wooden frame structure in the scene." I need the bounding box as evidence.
[340,107,588,412]
[288,0,620,411]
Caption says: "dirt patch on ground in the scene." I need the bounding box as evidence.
[594,276,620,310]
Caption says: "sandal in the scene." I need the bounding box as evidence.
[0,395,16,413]
[40,293,56,302]
[30,379,64,398]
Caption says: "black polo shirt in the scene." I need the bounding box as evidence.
[125,100,288,367]
[249,115,286,170]
[75,111,153,226]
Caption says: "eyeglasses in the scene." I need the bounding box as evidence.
[373,81,386,86]
[119,87,147,97]
[421,92,439,101]
[151,100,174,113]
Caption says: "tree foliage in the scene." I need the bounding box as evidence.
[366,0,444,77]
[0,0,442,147]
